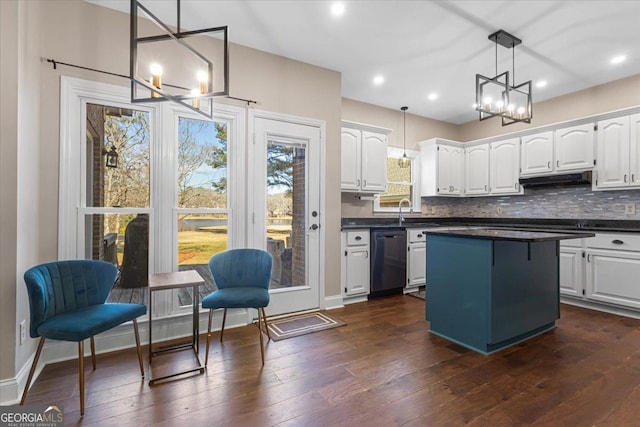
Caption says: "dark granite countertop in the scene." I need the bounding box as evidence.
[341,217,640,233]
[422,227,595,242]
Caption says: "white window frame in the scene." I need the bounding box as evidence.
[373,146,421,213]
[59,76,246,319]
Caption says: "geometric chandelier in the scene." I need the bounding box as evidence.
[475,29,532,126]
[130,0,229,120]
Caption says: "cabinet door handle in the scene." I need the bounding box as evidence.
[612,239,624,245]
[417,234,423,238]
[556,160,560,168]
[355,236,362,241]
[587,254,591,262]
[633,174,636,182]
[547,161,551,168]
[363,179,367,187]
[514,182,518,190]
[365,250,369,258]
[484,184,487,191]
[357,179,360,187]
[624,174,627,183]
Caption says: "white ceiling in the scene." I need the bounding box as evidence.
[87,0,640,124]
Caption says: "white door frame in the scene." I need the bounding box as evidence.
[247,109,326,316]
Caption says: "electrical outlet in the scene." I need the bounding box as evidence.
[625,203,636,215]
[20,320,26,345]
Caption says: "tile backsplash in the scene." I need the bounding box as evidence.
[422,186,640,220]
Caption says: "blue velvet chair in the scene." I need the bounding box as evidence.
[203,249,272,366]
[20,260,147,416]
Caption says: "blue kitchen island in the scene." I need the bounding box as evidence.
[424,228,594,355]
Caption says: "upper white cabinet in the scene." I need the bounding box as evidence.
[490,138,522,194]
[419,139,464,196]
[595,114,640,189]
[521,131,553,176]
[554,123,595,172]
[341,122,390,193]
[520,124,594,177]
[465,144,490,195]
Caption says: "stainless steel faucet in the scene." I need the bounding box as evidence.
[398,198,412,225]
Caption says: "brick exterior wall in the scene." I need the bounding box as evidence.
[86,104,105,260]
[291,148,306,285]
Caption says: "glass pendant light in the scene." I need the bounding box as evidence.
[398,106,410,168]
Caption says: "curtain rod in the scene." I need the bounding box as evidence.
[44,58,258,106]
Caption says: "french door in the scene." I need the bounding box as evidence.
[248,112,323,316]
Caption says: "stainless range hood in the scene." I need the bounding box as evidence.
[519,171,592,188]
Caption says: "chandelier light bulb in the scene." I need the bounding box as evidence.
[191,88,200,109]
[197,70,209,93]
[149,63,163,77]
[517,106,526,118]
[495,100,504,112]
[149,63,163,97]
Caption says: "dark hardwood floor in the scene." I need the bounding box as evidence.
[23,295,640,426]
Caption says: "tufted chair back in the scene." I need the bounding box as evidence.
[208,249,272,290]
[23,260,118,338]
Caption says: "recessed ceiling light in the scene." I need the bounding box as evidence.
[373,75,384,85]
[610,55,627,65]
[428,92,438,101]
[536,80,547,88]
[331,2,345,16]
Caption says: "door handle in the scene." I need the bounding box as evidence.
[310,224,319,230]
[612,239,624,245]
[587,254,591,262]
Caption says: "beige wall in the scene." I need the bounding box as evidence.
[1,0,342,390]
[0,0,20,383]
[341,98,459,218]
[458,74,640,142]
[341,74,640,219]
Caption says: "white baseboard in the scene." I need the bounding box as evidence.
[343,295,368,305]
[0,308,249,406]
[323,294,344,310]
[560,297,640,319]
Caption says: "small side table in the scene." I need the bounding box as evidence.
[148,270,205,385]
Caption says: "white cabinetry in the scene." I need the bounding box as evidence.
[419,139,464,197]
[341,230,370,299]
[520,124,594,177]
[341,122,390,193]
[595,114,640,189]
[561,233,640,312]
[585,233,640,310]
[490,138,522,194]
[521,131,553,176]
[406,229,426,288]
[559,239,584,298]
[554,124,595,172]
[465,144,490,195]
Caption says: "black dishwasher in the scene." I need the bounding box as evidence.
[370,228,407,297]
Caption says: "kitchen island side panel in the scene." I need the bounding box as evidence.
[426,235,492,352]
[489,240,560,345]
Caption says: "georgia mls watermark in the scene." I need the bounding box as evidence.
[0,406,63,427]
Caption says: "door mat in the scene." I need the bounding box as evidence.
[406,288,426,300]
[266,312,346,341]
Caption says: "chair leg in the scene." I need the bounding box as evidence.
[90,336,97,371]
[78,340,85,416]
[219,308,227,342]
[257,309,265,365]
[261,308,271,341]
[20,337,45,405]
[205,309,213,367]
[132,319,144,378]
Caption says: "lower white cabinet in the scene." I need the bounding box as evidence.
[341,230,370,298]
[560,233,640,311]
[559,245,584,297]
[406,229,426,288]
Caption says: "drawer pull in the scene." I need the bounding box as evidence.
[355,236,362,241]
[417,234,423,238]
[612,239,624,245]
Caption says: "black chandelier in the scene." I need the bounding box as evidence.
[475,29,532,126]
[130,0,229,119]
